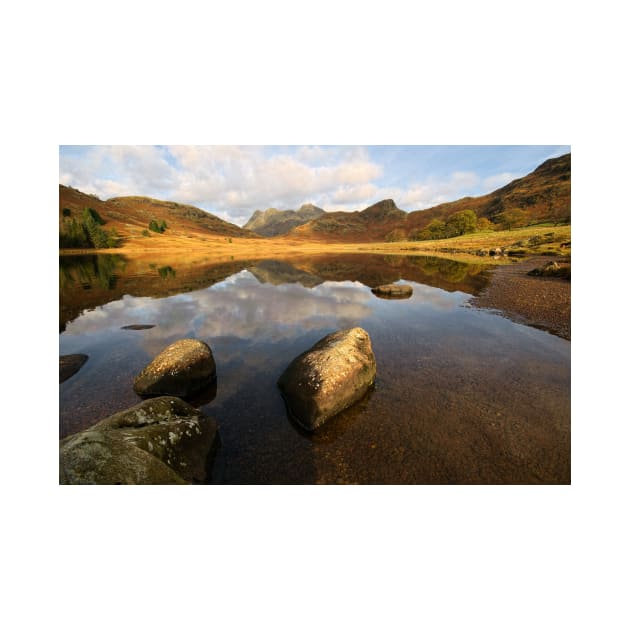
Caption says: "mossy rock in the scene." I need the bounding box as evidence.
[60,397,220,484]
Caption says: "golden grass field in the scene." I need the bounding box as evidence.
[60,224,571,266]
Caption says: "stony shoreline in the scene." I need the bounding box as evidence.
[469,256,571,340]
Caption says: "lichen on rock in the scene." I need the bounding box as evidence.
[60,396,220,484]
[277,327,376,431]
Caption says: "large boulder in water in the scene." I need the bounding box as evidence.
[59,397,220,484]
[133,338,216,398]
[277,327,376,431]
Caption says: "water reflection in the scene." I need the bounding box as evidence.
[59,252,570,483]
[157,265,176,279]
[59,252,491,331]
[59,254,127,291]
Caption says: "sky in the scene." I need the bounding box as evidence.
[59,145,570,227]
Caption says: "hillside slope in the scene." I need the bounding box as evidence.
[290,153,570,242]
[292,199,407,242]
[59,185,257,248]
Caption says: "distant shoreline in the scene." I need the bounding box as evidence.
[59,224,570,266]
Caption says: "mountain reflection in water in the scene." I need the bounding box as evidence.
[59,252,570,484]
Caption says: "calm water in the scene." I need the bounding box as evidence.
[59,253,570,484]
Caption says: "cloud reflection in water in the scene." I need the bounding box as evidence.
[64,271,375,351]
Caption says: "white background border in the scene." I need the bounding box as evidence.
[3,1,628,628]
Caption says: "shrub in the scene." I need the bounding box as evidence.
[62,208,72,217]
[149,219,167,233]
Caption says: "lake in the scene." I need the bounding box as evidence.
[59,252,570,484]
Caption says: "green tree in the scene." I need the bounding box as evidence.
[445,209,477,237]
[425,219,447,239]
[82,208,110,247]
[498,208,528,230]
[60,217,90,248]
[84,207,106,225]
[408,228,427,241]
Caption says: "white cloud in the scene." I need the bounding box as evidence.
[59,146,503,224]
[60,146,175,199]
[331,183,379,204]
[64,273,374,347]
[324,171,482,212]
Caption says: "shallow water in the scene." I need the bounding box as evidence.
[59,253,570,484]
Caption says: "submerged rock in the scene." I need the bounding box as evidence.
[121,324,156,330]
[133,338,216,398]
[60,354,88,383]
[59,396,220,484]
[371,284,413,299]
[277,327,376,431]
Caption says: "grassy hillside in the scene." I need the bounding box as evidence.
[60,153,570,253]
[59,185,258,251]
[364,224,571,264]
[290,154,570,243]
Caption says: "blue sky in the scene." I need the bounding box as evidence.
[59,145,569,226]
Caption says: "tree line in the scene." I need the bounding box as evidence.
[59,208,120,249]
[386,207,569,242]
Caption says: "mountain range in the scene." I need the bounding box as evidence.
[59,153,570,247]
[242,153,570,240]
[244,203,325,236]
